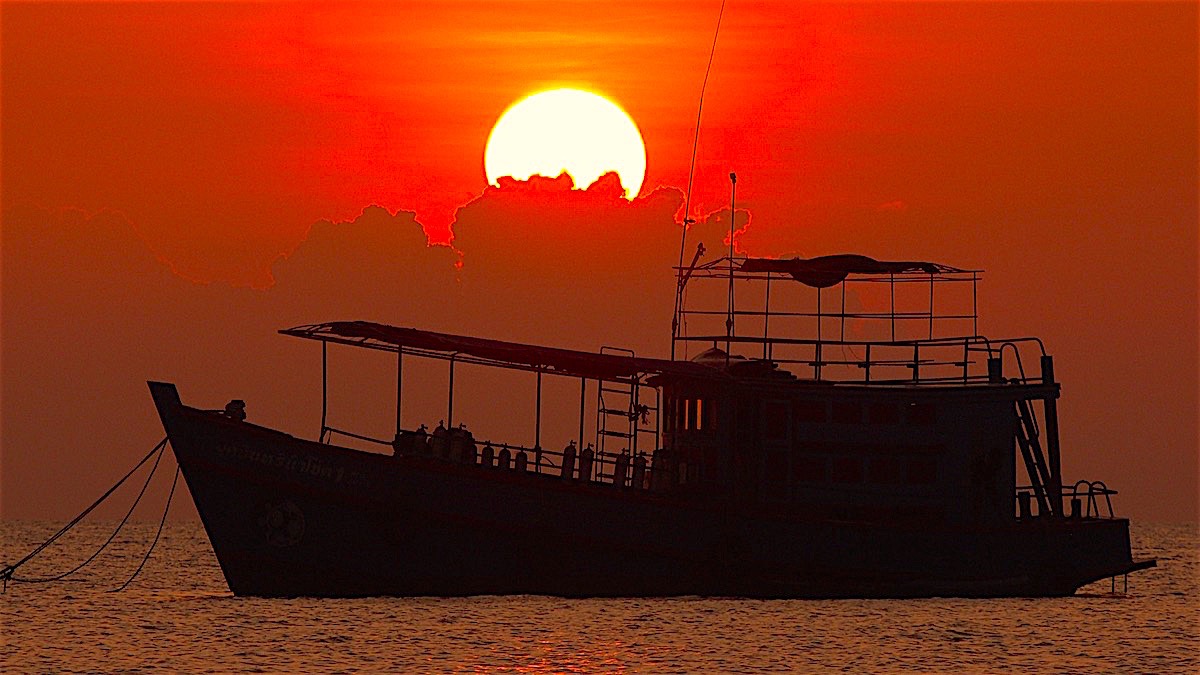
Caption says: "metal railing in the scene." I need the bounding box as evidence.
[677,333,1047,385]
[341,425,659,489]
[1015,480,1118,519]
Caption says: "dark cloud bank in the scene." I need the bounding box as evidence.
[1,176,746,519]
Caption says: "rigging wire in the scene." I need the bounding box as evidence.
[11,441,168,583]
[0,437,168,590]
[110,464,180,593]
[672,0,727,359]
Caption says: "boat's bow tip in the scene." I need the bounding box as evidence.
[147,381,183,416]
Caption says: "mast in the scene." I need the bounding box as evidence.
[725,172,736,362]
[672,0,727,361]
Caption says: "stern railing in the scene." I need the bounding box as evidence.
[1016,480,1118,520]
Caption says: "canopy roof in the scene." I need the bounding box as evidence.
[280,321,720,382]
[739,254,958,288]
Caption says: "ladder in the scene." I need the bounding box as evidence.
[594,346,659,481]
[1014,397,1055,517]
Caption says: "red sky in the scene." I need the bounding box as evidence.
[2,1,1197,522]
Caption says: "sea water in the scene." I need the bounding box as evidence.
[2,521,1196,673]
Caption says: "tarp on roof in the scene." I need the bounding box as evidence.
[740,254,944,288]
[280,321,720,381]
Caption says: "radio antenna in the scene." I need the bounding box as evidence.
[671,0,727,361]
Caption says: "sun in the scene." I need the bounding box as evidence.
[484,88,646,199]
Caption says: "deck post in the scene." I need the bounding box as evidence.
[578,378,586,446]
[447,356,455,428]
[320,340,328,443]
[840,280,847,342]
[395,351,403,439]
[535,369,543,451]
[890,273,896,341]
[988,356,1003,382]
[815,287,822,380]
[763,272,772,359]
[864,343,872,383]
[1041,355,1064,517]
[928,272,935,339]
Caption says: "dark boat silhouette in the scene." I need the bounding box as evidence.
[150,253,1154,597]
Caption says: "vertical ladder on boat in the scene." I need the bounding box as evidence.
[1014,396,1056,517]
[594,346,658,482]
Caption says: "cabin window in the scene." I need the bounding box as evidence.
[832,458,863,483]
[868,457,904,484]
[906,402,937,426]
[906,458,938,484]
[763,400,790,441]
[705,399,717,432]
[832,401,863,424]
[794,399,827,424]
[793,456,826,483]
[867,402,901,425]
[676,398,710,432]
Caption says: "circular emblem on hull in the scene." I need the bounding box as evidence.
[260,499,305,547]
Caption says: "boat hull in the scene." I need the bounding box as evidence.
[150,382,1149,598]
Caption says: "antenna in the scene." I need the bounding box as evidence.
[726,172,736,362]
[671,0,727,361]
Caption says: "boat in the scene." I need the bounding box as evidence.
[149,251,1155,597]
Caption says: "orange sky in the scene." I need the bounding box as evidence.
[2,1,1197,522]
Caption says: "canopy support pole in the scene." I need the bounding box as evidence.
[1042,355,1064,517]
[890,273,896,341]
[972,273,979,335]
[320,341,328,443]
[762,272,772,360]
[928,272,935,339]
[395,350,403,439]
[447,356,455,428]
[815,287,823,380]
[578,378,586,447]
[535,369,543,451]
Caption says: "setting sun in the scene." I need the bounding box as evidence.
[484,88,646,199]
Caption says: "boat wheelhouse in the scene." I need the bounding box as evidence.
[149,252,1154,597]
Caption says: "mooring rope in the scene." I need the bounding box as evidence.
[0,437,168,591]
[11,441,168,584]
[110,464,180,593]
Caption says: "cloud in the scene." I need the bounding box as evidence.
[696,207,753,255]
[0,183,745,519]
[876,200,908,212]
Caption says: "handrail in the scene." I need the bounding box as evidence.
[387,426,657,488]
[1016,481,1118,519]
[673,333,1054,386]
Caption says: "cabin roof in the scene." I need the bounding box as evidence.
[280,321,722,382]
[738,255,965,288]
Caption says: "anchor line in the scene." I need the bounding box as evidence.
[11,440,169,584]
[110,464,180,593]
[0,437,168,591]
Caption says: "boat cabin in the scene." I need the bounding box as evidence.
[279,253,1115,531]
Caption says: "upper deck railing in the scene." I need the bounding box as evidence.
[672,254,1048,385]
